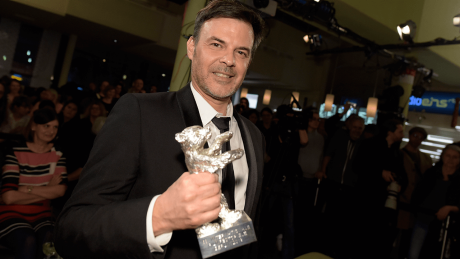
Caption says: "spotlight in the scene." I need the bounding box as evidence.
[397,20,416,44]
[103,59,106,62]
[304,34,322,46]
[454,14,460,29]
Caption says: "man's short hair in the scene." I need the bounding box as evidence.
[193,0,266,60]
[10,96,30,111]
[382,118,403,134]
[409,127,428,140]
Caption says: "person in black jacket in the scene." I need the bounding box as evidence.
[353,119,407,259]
[407,144,460,259]
[54,1,266,258]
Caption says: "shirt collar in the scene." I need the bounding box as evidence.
[190,82,234,126]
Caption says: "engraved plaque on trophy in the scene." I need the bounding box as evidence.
[175,126,257,258]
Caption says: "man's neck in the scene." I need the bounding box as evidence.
[386,135,394,148]
[191,82,230,116]
[404,143,419,153]
[12,112,22,121]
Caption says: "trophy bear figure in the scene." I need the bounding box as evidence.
[175,126,244,237]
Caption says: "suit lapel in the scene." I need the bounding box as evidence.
[176,84,203,128]
[233,110,258,218]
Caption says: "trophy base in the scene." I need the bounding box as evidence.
[198,212,256,258]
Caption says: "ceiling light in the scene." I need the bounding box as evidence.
[303,35,310,43]
[263,89,271,105]
[240,88,248,98]
[2,55,6,61]
[122,75,127,80]
[366,97,378,118]
[324,94,334,112]
[397,20,416,44]
[28,58,32,63]
[114,39,118,43]
[454,14,460,27]
[162,74,166,77]
[103,59,106,62]
[27,50,31,56]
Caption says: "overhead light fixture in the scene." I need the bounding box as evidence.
[2,55,6,61]
[114,39,118,43]
[304,34,322,46]
[28,58,32,63]
[122,75,127,80]
[366,97,378,117]
[26,50,31,56]
[103,59,106,62]
[324,94,334,112]
[427,135,454,144]
[240,88,248,98]
[397,20,416,44]
[263,89,271,105]
[291,91,300,108]
[454,14,460,28]
[162,74,166,77]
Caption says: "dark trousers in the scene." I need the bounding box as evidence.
[0,225,53,259]
[320,180,360,259]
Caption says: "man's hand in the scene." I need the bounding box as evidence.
[152,172,221,236]
[48,174,62,186]
[315,171,327,180]
[382,170,395,182]
[436,205,453,221]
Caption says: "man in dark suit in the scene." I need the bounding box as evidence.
[54,0,266,258]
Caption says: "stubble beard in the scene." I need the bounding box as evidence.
[192,64,241,100]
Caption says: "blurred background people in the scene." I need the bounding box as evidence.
[397,127,432,257]
[0,108,67,259]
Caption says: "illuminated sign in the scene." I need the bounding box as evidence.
[408,92,460,115]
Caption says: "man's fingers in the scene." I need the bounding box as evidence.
[199,195,221,212]
[192,172,218,186]
[198,206,222,226]
[198,183,221,199]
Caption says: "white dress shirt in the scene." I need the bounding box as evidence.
[146,83,249,252]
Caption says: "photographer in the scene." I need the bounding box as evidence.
[261,104,307,259]
[314,115,364,258]
[353,119,408,259]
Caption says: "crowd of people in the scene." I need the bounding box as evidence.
[0,76,157,258]
[253,102,460,259]
[0,75,459,259]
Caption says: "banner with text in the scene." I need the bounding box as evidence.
[408,92,460,115]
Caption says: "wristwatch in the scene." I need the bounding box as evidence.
[27,186,34,194]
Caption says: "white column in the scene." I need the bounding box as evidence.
[0,18,21,77]
[30,30,62,88]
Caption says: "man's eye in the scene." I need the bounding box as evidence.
[212,43,220,47]
[238,51,248,57]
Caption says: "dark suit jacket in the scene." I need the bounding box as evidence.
[54,84,265,259]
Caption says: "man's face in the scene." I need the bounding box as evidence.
[408,132,424,149]
[15,104,30,117]
[390,124,404,143]
[133,79,144,91]
[308,113,320,130]
[187,18,254,100]
[240,99,249,109]
[349,120,364,141]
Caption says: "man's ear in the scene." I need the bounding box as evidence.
[186,36,195,61]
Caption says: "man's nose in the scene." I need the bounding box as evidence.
[220,50,235,66]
